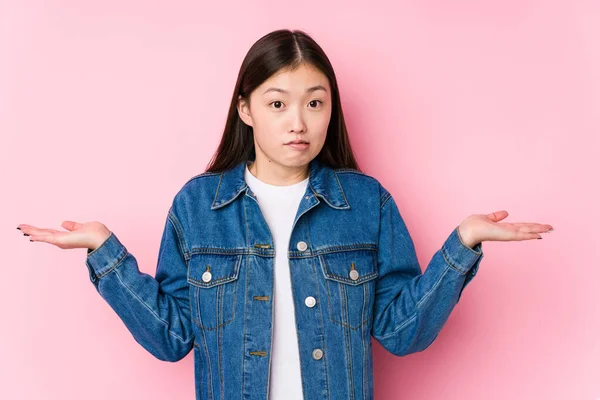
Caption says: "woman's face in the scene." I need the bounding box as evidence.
[237,63,332,172]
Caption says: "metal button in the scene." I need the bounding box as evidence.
[304,296,316,308]
[349,269,359,281]
[312,348,323,360]
[304,195,310,199]
[202,271,212,282]
[296,241,308,252]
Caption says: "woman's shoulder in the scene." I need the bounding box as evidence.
[333,166,376,183]
[168,171,222,208]
[183,170,222,185]
[332,167,392,206]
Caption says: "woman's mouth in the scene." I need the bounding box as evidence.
[286,142,309,150]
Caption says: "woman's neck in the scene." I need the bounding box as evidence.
[247,160,309,186]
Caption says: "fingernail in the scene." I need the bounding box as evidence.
[548,228,553,232]
[16,227,21,230]
[23,233,29,236]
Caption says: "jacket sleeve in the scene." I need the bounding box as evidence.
[371,187,484,357]
[84,204,194,362]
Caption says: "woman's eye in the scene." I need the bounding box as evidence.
[269,100,323,109]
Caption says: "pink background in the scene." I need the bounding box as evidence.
[3,0,599,399]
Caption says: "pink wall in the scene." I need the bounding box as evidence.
[3,1,598,399]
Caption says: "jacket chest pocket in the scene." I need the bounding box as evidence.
[187,253,242,331]
[318,249,378,330]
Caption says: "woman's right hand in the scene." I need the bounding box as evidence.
[17,221,112,251]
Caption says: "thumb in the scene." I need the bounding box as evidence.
[61,220,83,231]
[486,210,509,222]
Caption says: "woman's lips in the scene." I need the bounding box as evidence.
[286,142,309,150]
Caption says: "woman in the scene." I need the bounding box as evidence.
[17,29,552,400]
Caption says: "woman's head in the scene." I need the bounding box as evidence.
[205,29,361,175]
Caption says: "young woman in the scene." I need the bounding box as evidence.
[18,29,552,400]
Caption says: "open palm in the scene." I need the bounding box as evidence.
[17,220,111,251]
[460,210,553,246]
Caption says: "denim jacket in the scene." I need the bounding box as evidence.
[85,157,484,400]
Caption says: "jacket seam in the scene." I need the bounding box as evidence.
[441,247,469,275]
[183,171,221,187]
[95,249,128,279]
[217,283,223,400]
[342,285,355,400]
[415,266,450,309]
[377,267,450,341]
[362,282,368,400]
[113,267,190,345]
[168,207,190,261]
[376,312,416,341]
[380,191,392,209]
[198,316,215,399]
[333,170,351,207]
[241,190,249,399]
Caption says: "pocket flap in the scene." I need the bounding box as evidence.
[188,253,242,288]
[319,249,378,285]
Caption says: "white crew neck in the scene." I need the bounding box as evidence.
[244,163,309,190]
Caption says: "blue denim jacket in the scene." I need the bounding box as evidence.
[85,157,484,400]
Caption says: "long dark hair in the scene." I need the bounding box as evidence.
[204,28,361,174]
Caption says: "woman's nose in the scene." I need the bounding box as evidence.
[289,108,307,132]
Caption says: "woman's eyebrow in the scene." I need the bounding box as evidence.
[262,85,328,95]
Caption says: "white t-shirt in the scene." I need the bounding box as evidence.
[244,163,309,400]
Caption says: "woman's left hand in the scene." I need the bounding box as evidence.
[458,210,553,248]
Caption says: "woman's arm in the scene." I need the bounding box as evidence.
[85,205,194,362]
[371,187,483,357]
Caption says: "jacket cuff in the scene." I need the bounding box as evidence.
[85,232,128,281]
[441,226,483,275]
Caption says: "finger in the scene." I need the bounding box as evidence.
[29,233,57,244]
[17,224,36,230]
[61,220,83,231]
[510,223,554,233]
[486,210,509,222]
[510,230,542,240]
[19,226,57,236]
[29,232,73,248]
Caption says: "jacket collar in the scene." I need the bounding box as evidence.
[211,158,350,210]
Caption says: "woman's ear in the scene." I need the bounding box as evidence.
[237,95,253,127]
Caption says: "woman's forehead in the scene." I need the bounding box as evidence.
[258,65,330,95]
